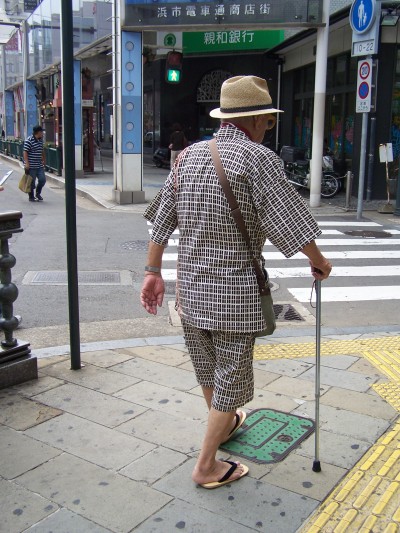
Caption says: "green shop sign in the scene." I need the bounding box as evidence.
[183,30,284,53]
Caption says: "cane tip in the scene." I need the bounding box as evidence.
[312,460,322,472]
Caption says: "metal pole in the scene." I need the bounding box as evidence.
[345,171,353,210]
[275,58,283,153]
[61,1,81,370]
[309,0,330,208]
[356,112,369,220]
[366,116,376,201]
[313,279,322,473]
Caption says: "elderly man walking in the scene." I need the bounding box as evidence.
[141,75,332,489]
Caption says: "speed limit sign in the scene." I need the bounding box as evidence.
[356,59,372,113]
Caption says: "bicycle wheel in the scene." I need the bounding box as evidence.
[284,169,302,190]
[321,175,339,198]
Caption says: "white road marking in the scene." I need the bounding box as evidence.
[165,238,400,247]
[315,238,400,247]
[317,221,382,226]
[161,265,400,280]
[289,285,400,302]
[162,251,400,262]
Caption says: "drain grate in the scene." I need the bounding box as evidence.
[25,271,130,285]
[343,230,392,238]
[220,408,315,464]
[121,240,149,251]
[274,303,304,322]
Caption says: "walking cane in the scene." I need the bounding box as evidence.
[313,278,322,472]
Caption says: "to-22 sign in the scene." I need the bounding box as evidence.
[352,39,375,56]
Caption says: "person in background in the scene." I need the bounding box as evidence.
[169,123,187,167]
[23,125,46,202]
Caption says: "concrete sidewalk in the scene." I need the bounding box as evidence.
[1,331,399,532]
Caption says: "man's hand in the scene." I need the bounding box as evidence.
[309,258,332,280]
[0,186,4,192]
[24,166,29,174]
[140,274,165,315]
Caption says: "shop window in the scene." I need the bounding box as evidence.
[293,98,313,154]
[349,56,358,86]
[303,65,315,93]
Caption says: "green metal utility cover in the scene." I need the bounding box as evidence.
[220,409,315,464]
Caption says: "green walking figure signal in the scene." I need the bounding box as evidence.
[165,51,183,83]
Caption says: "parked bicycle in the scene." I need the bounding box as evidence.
[284,160,340,198]
[280,146,340,199]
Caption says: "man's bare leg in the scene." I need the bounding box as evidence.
[201,386,213,410]
[192,407,246,485]
[201,386,244,441]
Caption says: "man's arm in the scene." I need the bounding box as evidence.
[23,149,29,171]
[301,240,332,280]
[140,241,165,315]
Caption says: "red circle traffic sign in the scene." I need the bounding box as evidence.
[359,62,370,80]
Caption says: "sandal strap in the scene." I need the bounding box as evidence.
[218,460,238,483]
[228,413,240,436]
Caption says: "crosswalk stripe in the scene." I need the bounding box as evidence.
[160,265,400,280]
[163,251,400,262]
[315,238,400,246]
[317,221,381,226]
[164,237,400,248]
[289,285,400,302]
[147,220,400,303]
[149,229,349,237]
[149,220,383,227]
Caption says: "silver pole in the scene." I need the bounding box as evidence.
[313,279,322,472]
[356,112,369,220]
[275,60,282,153]
[309,0,330,208]
[345,171,352,210]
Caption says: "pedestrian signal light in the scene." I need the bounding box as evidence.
[165,51,182,84]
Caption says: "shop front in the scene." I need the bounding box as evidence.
[274,6,400,200]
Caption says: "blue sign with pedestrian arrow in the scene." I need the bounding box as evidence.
[350,0,376,34]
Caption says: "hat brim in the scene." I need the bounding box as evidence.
[210,107,283,119]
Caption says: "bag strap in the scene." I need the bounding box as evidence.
[209,138,269,296]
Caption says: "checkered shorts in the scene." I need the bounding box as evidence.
[182,320,255,412]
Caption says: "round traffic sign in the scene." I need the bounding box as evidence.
[358,81,369,99]
[359,61,370,79]
[350,0,375,34]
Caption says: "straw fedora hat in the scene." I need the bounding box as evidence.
[210,75,283,119]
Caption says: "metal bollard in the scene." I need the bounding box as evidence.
[345,171,353,210]
[0,211,31,360]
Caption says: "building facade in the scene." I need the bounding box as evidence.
[0,0,399,202]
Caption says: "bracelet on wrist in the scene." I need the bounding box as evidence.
[145,265,161,273]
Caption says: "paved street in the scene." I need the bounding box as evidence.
[2,152,400,352]
[1,152,400,532]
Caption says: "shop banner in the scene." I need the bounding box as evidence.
[123,0,322,30]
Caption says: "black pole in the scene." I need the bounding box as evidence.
[61,1,81,370]
[395,155,400,217]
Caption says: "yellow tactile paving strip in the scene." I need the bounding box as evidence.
[258,335,400,533]
[253,336,400,361]
[373,383,400,413]
[300,422,400,533]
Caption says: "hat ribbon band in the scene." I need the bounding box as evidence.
[219,103,273,113]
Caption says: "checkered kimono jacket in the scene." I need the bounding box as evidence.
[144,124,321,332]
